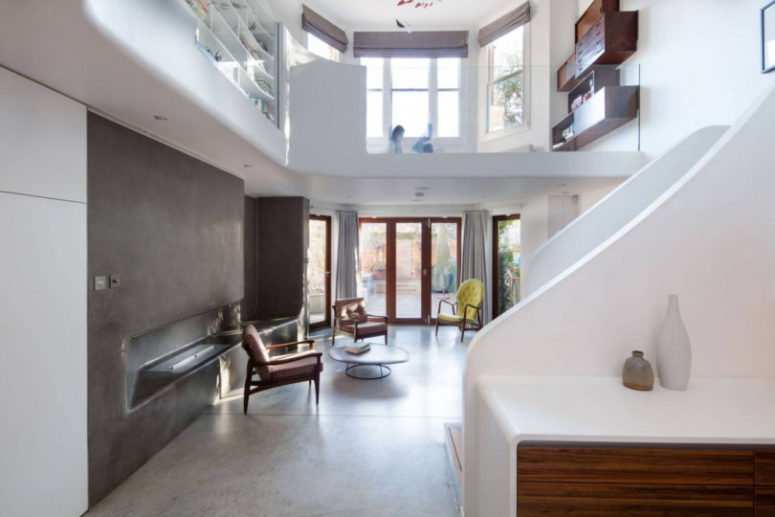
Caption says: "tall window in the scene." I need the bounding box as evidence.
[363,58,384,138]
[364,57,461,142]
[391,58,430,137]
[486,26,525,133]
[307,33,340,62]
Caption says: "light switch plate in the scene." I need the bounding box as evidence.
[110,275,121,289]
[95,275,108,291]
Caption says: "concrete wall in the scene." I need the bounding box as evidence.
[256,197,309,326]
[0,67,89,517]
[243,196,259,321]
[87,114,244,504]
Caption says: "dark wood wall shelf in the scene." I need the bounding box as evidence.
[553,0,639,150]
[575,0,620,41]
[552,85,639,152]
[575,11,638,79]
[517,444,775,515]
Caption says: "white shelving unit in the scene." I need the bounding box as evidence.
[181,0,280,126]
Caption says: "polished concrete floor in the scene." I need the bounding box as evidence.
[87,325,469,517]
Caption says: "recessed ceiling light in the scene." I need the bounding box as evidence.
[153,115,168,121]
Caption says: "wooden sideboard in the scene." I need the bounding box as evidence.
[517,444,775,516]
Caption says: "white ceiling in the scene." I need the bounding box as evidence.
[298,0,517,30]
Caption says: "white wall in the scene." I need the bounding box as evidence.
[526,126,728,295]
[573,0,773,158]
[463,78,775,515]
[0,68,88,516]
[288,59,367,168]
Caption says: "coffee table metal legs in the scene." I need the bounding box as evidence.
[345,363,392,380]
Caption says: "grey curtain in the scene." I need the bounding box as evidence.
[302,5,348,52]
[335,210,359,300]
[353,30,469,58]
[478,2,530,47]
[461,210,490,323]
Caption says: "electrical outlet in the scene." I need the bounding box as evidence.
[95,275,108,291]
[110,275,121,289]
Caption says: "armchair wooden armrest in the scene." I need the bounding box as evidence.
[265,339,315,351]
[438,297,457,315]
[253,350,322,367]
[461,303,482,323]
[367,314,388,322]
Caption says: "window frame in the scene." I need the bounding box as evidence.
[306,32,341,62]
[364,56,464,148]
[482,24,531,140]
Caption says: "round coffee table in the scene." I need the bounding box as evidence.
[328,344,410,379]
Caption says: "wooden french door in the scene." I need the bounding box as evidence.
[359,218,460,324]
[308,215,331,330]
[492,214,522,318]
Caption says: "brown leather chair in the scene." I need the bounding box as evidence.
[241,325,323,413]
[332,297,388,345]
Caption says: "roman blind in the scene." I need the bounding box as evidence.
[353,31,469,58]
[477,2,530,47]
[302,5,348,53]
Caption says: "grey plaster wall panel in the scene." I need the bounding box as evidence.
[87,114,244,505]
[255,197,309,322]
[242,196,258,321]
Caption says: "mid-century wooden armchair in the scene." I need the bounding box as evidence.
[435,279,484,342]
[331,297,388,345]
[241,324,323,413]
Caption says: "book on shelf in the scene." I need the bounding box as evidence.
[345,343,371,355]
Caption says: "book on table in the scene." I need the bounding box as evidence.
[345,343,371,355]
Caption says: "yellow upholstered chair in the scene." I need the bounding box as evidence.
[435,279,484,342]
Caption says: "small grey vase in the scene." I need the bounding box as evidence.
[656,294,692,390]
[622,350,654,391]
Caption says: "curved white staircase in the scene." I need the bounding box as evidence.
[464,82,775,515]
[525,126,729,296]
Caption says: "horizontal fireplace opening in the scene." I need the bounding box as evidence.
[126,303,242,411]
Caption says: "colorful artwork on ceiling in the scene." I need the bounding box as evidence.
[397,0,442,8]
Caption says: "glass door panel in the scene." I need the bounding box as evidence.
[395,222,423,319]
[308,216,330,328]
[493,215,522,318]
[359,222,387,316]
[430,222,459,319]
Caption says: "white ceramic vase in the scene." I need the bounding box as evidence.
[656,294,692,390]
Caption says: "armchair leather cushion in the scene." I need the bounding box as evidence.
[268,354,322,380]
[341,320,387,336]
[242,324,271,379]
[335,297,369,323]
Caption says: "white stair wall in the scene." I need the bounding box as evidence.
[463,80,775,515]
[525,126,729,296]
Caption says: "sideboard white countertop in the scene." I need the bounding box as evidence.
[478,375,775,444]
[471,375,775,517]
